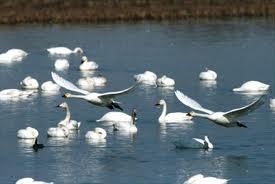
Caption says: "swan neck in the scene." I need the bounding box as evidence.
[192,112,209,118]
[64,106,71,122]
[159,103,167,122]
[68,94,86,99]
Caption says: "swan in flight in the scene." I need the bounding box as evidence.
[57,102,81,130]
[79,56,98,70]
[85,127,107,140]
[175,90,265,128]
[20,76,39,89]
[156,75,175,87]
[51,72,137,111]
[113,108,138,133]
[16,177,53,184]
[233,81,270,92]
[41,81,60,92]
[47,47,83,56]
[193,136,213,149]
[199,68,217,81]
[0,49,27,63]
[184,174,229,184]
[17,127,39,139]
[155,99,192,123]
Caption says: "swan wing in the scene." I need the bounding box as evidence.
[193,138,205,145]
[98,83,138,99]
[175,90,214,114]
[51,72,90,95]
[224,95,265,119]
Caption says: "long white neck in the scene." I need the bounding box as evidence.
[159,103,167,123]
[64,106,71,122]
[68,94,87,100]
[192,112,210,119]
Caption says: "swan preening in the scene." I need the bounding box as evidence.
[233,81,270,92]
[134,71,157,85]
[47,125,69,138]
[0,49,27,63]
[41,81,60,92]
[16,177,53,184]
[57,102,81,130]
[113,108,138,133]
[51,72,138,111]
[17,127,39,139]
[184,174,229,184]
[193,136,213,149]
[155,99,192,123]
[20,76,39,89]
[199,68,217,81]
[85,127,107,140]
[47,47,83,56]
[157,75,175,87]
[79,56,98,70]
[54,59,69,70]
[77,75,107,89]
[175,90,265,128]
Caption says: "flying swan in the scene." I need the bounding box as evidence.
[51,72,138,111]
[175,90,265,128]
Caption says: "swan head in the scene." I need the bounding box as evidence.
[62,93,71,98]
[81,56,88,63]
[57,102,68,109]
[186,111,195,117]
[155,99,166,107]
[95,127,107,139]
[74,47,83,54]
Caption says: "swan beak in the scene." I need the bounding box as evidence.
[186,112,192,116]
[56,104,60,107]
[62,93,70,98]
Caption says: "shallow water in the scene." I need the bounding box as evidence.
[0,19,275,184]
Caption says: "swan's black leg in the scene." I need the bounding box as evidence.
[237,122,247,128]
[113,103,123,111]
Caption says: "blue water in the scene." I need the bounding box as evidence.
[0,19,275,184]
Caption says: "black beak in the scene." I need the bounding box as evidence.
[81,60,85,64]
[186,112,192,116]
[155,103,160,106]
[56,105,60,107]
[62,94,66,98]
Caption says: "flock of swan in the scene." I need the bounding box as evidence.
[2,47,271,184]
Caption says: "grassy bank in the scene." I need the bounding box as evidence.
[1,0,275,24]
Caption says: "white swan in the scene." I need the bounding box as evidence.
[134,71,157,85]
[91,74,107,86]
[20,76,39,89]
[16,177,53,184]
[47,47,83,56]
[157,75,175,87]
[85,127,107,140]
[51,72,137,111]
[113,108,138,133]
[233,81,270,92]
[57,102,81,130]
[79,56,98,70]
[0,49,28,63]
[17,127,39,139]
[96,109,137,123]
[41,81,60,92]
[184,174,228,184]
[270,99,275,109]
[155,99,192,123]
[54,59,69,70]
[175,90,265,128]
[0,89,34,98]
[193,136,213,149]
[199,68,217,80]
[47,124,69,137]
[77,74,107,89]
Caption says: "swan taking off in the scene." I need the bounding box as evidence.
[85,127,107,140]
[57,102,81,130]
[134,71,157,85]
[47,47,83,56]
[79,56,98,70]
[193,136,213,149]
[175,90,265,128]
[233,81,270,92]
[113,108,138,133]
[156,75,175,87]
[41,81,60,92]
[51,72,138,111]
[17,127,39,139]
[16,177,53,184]
[0,49,28,63]
[184,174,229,184]
[155,99,192,123]
[199,68,217,81]
[20,76,39,89]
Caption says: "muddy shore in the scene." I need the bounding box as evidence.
[1,0,275,24]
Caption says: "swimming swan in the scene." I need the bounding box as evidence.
[79,56,98,70]
[20,76,39,89]
[184,174,229,184]
[0,49,27,63]
[0,89,34,98]
[113,108,138,133]
[155,99,192,123]
[157,75,175,87]
[85,127,107,140]
[77,75,107,89]
[47,47,83,55]
[16,177,53,184]
[134,71,157,85]
[193,136,213,149]
[199,68,217,80]
[57,102,81,130]
[54,59,69,70]
[41,81,60,92]
[17,127,39,139]
[47,124,69,137]
[51,72,137,111]
[233,81,270,92]
[96,110,137,123]
[175,90,265,128]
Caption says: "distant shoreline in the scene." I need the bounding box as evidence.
[1,0,275,24]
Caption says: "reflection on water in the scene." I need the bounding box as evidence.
[47,137,71,146]
[85,138,107,147]
[80,70,96,77]
[199,80,217,89]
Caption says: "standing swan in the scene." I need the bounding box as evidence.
[57,102,81,130]
[47,47,83,56]
[51,72,138,111]
[155,99,192,123]
[175,90,265,128]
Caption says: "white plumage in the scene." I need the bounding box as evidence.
[57,102,81,130]
[193,136,213,149]
[17,127,39,139]
[20,76,39,89]
[0,49,27,63]
[157,75,175,87]
[79,56,98,70]
[134,71,157,85]
[41,81,60,92]
[184,174,228,184]
[85,127,107,140]
[199,68,217,81]
[54,59,69,70]
[233,81,270,92]
[47,47,83,56]
[16,177,54,184]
